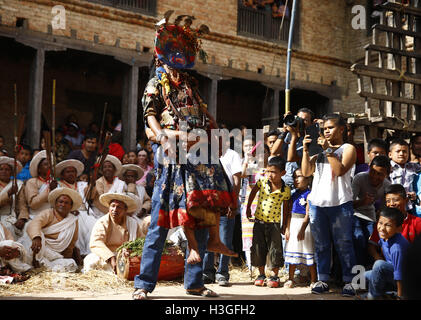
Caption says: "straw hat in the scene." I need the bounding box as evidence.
[55,159,84,177]
[99,192,138,213]
[29,150,54,178]
[102,155,122,176]
[48,187,83,212]
[118,164,144,181]
[0,156,23,175]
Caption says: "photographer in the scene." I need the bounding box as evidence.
[271,108,322,187]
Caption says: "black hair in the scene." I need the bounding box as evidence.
[384,184,407,199]
[379,207,405,227]
[322,113,346,127]
[370,155,391,172]
[367,138,388,152]
[267,156,286,172]
[20,144,32,154]
[267,129,280,138]
[297,107,315,121]
[83,132,98,142]
[410,133,421,146]
[389,138,409,151]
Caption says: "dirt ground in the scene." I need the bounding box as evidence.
[0,265,350,300]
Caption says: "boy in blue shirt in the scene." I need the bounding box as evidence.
[364,207,409,299]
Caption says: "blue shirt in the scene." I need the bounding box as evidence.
[291,189,310,215]
[414,172,421,218]
[16,161,31,182]
[378,233,409,281]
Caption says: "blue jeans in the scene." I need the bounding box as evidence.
[134,192,208,292]
[365,259,396,298]
[352,215,374,268]
[203,215,235,281]
[309,201,356,283]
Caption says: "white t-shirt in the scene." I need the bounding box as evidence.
[307,143,355,207]
[220,149,242,187]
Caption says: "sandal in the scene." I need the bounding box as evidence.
[284,279,295,288]
[186,287,219,298]
[132,289,148,300]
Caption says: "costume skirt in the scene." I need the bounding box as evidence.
[284,213,315,266]
[156,159,235,230]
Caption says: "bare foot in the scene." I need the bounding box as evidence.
[207,241,239,257]
[186,248,202,265]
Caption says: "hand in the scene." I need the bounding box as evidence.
[407,192,416,201]
[297,226,306,241]
[317,136,329,150]
[227,206,236,219]
[0,246,20,260]
[7,184,18,197]
[286,125,298,137]
[362,193,375,206]
[31,237,42,254]
[302,135,312,152]
[246,207,253,221]
[49,179,58,191]
[72,247,83,266]
[14,219,27,230]
[108,256,117,274]
[285,227,290,241]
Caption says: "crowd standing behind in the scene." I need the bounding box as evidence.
[0,109,420,300]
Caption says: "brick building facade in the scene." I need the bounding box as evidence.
[0,0,402,152]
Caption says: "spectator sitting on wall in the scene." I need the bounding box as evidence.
[272,0,290,18]
[64,122,85,150]
[66,132,98,176]
[16,144,33,182]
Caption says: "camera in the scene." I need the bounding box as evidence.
[280,114,306,137]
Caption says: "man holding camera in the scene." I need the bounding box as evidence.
[271,108,322,187]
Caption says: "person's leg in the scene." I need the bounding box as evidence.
[288,264,296,281]
[185,228,212,292]
[215,215,235,282]
[207,214,238,257]
[352,215,366,267]
[365,260,395,299]
[202,251,216,284]
[266,222,283,287]
[308,203,332,283]
[329,202,357,284]
[184,226,202,264]
[133,200,169,293]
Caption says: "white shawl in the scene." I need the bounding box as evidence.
[0,180,23,216]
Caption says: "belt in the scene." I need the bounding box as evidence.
[254,219,279,224]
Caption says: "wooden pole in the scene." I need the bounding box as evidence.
[285,0,298,114]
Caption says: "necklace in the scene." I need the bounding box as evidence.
[60,180,77,190]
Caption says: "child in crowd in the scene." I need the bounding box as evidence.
[246,156,291,288]
[355,138,388,174]
[364,207,409,300]
[284,168,316,288]
[388,139,421,212]
[352,155,391,267]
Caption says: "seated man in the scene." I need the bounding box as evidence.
[23,150,57,225]
[83,192,142,274]
[0,156,28,239]
[0,221,32,277]
[117,164,151,237]
[19,187,83,272]
[89,155,124,218]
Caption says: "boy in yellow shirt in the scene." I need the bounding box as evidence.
[246,156,292,288]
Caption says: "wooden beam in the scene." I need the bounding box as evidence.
[373,24,421,39]
[348,117,421,133]
[380,1,421,17]
[357,91,421,106]
[351,63,421,85]
[364,44,421,59]
[27,48,45,150]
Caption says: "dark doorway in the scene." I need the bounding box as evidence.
[279,88,329,119]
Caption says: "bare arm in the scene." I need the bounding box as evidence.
[326,144,357,177]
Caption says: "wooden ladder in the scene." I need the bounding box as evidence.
[350,0,421,137]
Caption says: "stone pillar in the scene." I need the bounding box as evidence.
[208,77,218,121]
[27,47,45,150]
[121,65,139,152]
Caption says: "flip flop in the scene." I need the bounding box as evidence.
[132,289,148,300]
[186,287,219,298]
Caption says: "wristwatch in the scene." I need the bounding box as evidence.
[325,147,334,155]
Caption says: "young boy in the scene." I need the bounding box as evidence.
[352,155,391,267]
[388,139,421,212]
[368,184,421,265]
[355,138,388,174]
[364,207,409,299]
[246,156,291,288]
